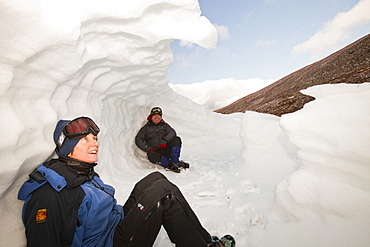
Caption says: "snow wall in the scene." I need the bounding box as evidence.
[0,1,239,245]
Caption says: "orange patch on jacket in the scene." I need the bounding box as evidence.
[36,209,47,224]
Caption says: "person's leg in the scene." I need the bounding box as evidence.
[147,149,172,168]
[113,172,212,247]
[147,151,180,172]
[170,146,181,164]
[168,136,182,147]
[122,171,167,214]
[114,172,169,246]
[147,136,182,166]
[147,150,161,164]
[168,136,189,168]
[162,182,212,247]
[159,136,182,164]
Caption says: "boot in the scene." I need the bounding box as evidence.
[178,160,189,169]
[210,235,236,247]
[167,162,181,173]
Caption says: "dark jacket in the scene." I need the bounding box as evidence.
[18,158,124,247]
[135,120,176,152]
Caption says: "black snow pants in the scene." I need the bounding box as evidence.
[113,172,212,247]
[147,136,182,163]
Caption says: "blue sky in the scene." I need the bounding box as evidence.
[168,0,370,84]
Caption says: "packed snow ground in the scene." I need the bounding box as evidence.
[1,1,370,246]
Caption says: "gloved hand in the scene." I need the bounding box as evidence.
[158,144,166,149]
[158,140,167,149]
[147,149,156,153]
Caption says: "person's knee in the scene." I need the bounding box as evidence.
[170,136,182,147]
[147,171,167,181]
[132,172,168,194]
[148,151,161,163]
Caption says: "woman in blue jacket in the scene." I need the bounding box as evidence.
[18,116,235,247]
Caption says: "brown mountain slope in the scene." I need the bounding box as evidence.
[215,34,370,117]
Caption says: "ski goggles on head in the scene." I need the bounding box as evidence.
[63,116,100,140]
[150,107,162,116]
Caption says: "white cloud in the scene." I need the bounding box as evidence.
[292,0,370,57]
[214,24,229,41]
[256,39,276,47]
[178,40,194,48]
[174,47,203,69]
[170,78,274,110]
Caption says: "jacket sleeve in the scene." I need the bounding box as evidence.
[162,123,177,143]
[24,183,66,246]
[135,126,152,152]
[24,183,84,247]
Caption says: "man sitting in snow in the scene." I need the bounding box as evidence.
[135,107,189,173]
[18,116,235,247]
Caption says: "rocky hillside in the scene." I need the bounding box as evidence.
[215,34,370,116]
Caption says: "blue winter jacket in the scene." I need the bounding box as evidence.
[18,159,124,247]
